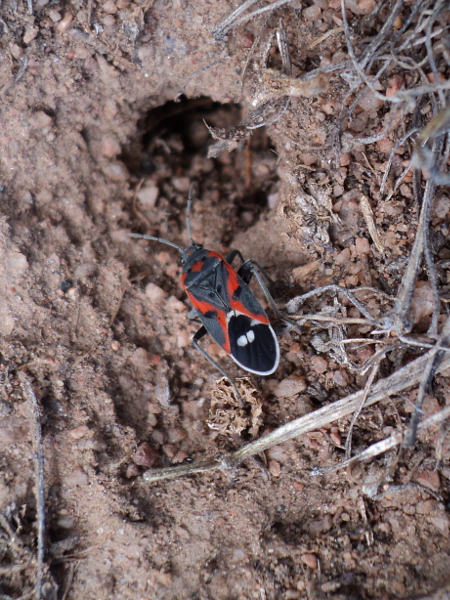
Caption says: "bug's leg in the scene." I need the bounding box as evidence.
[225,249,246,267]
[239,259,293,288]
[239,260,299,331]
[188,308,200,321]
[225,250,256,286]
[237,260,283,317]
[227,251,292,286]
[192,326,243,405]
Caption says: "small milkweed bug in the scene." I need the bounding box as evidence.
[130,186,292,401]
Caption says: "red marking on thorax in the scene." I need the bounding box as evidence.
[190,261,203,272]
[207,251,224,260]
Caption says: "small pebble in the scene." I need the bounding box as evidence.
[57,12,73,33]
[69,425,90,440]
[386,75,404,97]
[167,428,186,443]
[355,237,371,255]
[415,470,441,493]
[268,460,281,477]
[110,228,130,244]
[172,451,189,464]
[10,44,23,59]
[333,369,350,387]
[301,553,317,569]
[103,0,117,13]
[177,330,191,348]
[329,429,342,446]
[8,252,28,272]
[23,27,39,44]
[240,32,254,48]
[48,8,62,21]
[308,515,332,536]
[432,195,450,221]
[167,296,185,312]
[416,499,437,516]
[340,153,351,166]
[266,445,289,463]
[303,4,321,20]
[335,248,351,265]
[357,90,382,112]
[126,463,140,478]
[102,161,129,182]
[357,0,376,14]
[145,282,168,304]
[172,177,191,193]
[133,442,159,467]
[29,111,53,129]
[100,137,121,158]
[310,356,328,374]
[377,138,395,155]
[64,469,89,487]
[57,516,75,529]
[274,377,307,398]
[162,444,176,459]
[101,14,115,27]
[137,185,159,208]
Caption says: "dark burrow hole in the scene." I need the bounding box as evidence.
[120,95,280,241]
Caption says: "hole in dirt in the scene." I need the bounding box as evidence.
[120,95,281,244]
[121,95,240,175]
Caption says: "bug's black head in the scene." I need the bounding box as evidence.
[181,244,204,265]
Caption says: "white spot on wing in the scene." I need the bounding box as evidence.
[237,335,248,347]
[237,330,256,347]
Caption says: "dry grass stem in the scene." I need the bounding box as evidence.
[212,0,295,40]
[19,374,46,600]
[359,195,385,253]
[331,405,450,475]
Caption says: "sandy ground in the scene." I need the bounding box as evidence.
[1,0,450,598]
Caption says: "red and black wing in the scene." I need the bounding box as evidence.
[183,251,280,375]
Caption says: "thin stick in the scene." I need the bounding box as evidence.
[378,140,440,334]
[379,128,419,197]
[345,357,382,459]
[404,315,450,448]
[213,0,294,40]
[286,285,391,322]
[326,404,450,473]
[359,194,384,254]
[213,0,260,39]
[19,373,45,600]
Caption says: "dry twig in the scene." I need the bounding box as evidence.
[19,374,47,600]
[212,0,295,40]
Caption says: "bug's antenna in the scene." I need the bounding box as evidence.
[129,233,184,254]
[186,182,195,245]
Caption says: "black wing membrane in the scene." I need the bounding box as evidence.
[228,312,279,375]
